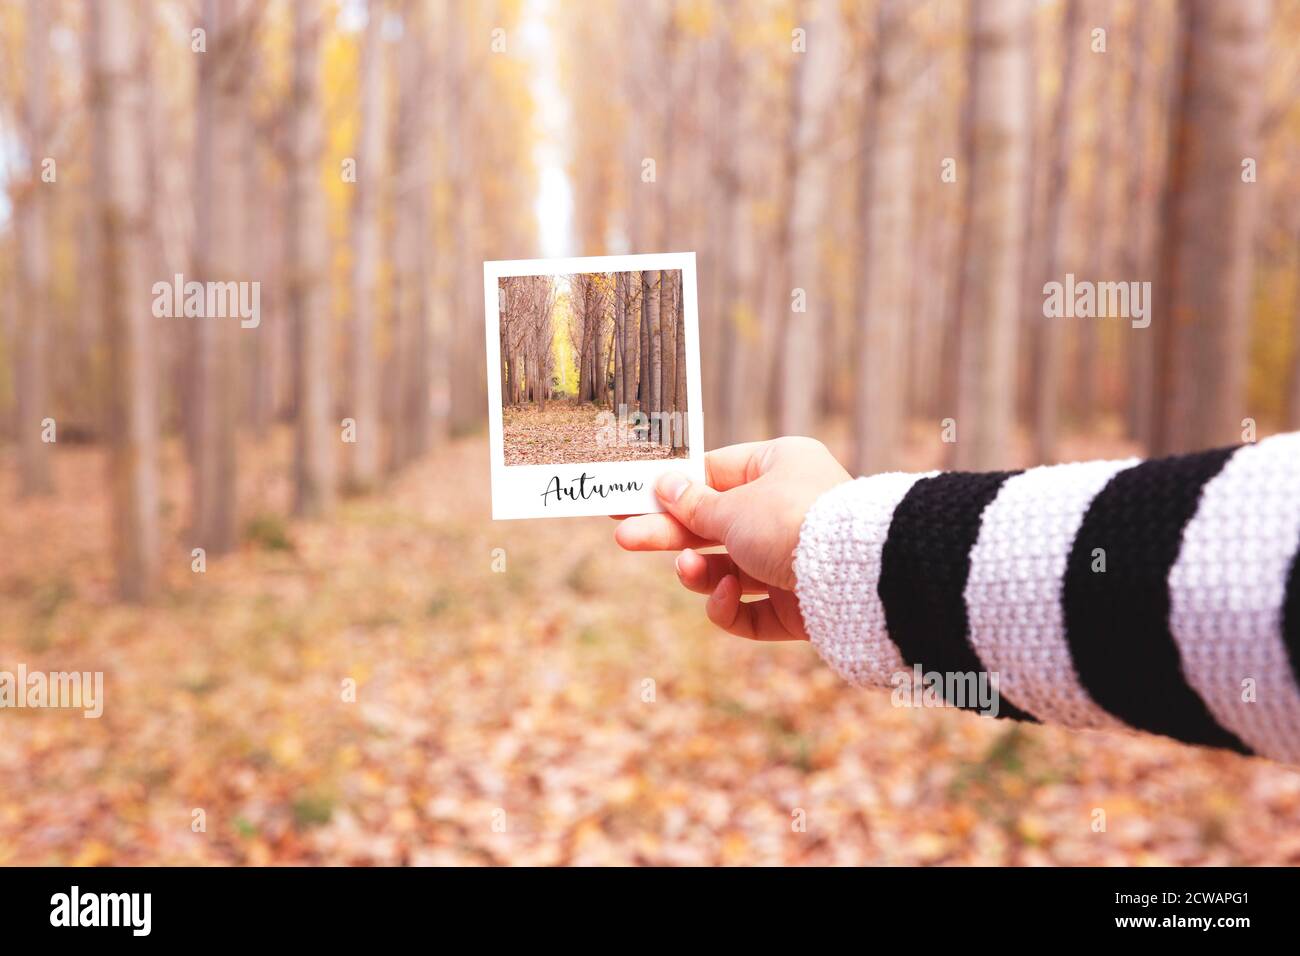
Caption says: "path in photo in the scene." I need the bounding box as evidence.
[503,404,678,465]
[499,270,688,467]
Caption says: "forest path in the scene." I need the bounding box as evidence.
[503,402,682,466]
[0,431,1297,864]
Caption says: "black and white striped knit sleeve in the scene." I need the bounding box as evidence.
[792,431,1300,763]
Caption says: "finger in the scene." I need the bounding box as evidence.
[674,549,766,595]
[705,576,803,642]
[614,513,716,551]
[704,441,776,491]
[656,472,742,543]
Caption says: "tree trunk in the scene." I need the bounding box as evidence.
[91,0,160,600]
[594,295,609,406]
[348,0,386,490]
[1124,0,1157,447]
[854,0,914,475]
[288,0,335,515]
[192,0,247,554]
[625,275,639,411]
[1030,0,1081,464]
[673,271,688,452]
[647,270,662,440]
[660,269,678,445]
[639,272,651,410]
[614,272,627,411]
[779,0,842,437]
[391,0,433,467]
[952,0,1033,470]
[576,279,591,402]
[1151,0,1267,455]
[16,0,53,496]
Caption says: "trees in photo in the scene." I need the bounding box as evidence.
[500,270,688,464]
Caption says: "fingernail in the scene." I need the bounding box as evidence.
[674,551,687,576]
[656,472,689,503]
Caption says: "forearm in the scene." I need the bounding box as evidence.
[793,432,1300,763]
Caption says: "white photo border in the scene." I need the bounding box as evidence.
[484,253,706,520]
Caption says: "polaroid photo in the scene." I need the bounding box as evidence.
[483,253,705,520]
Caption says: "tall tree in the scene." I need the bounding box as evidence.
[347,0,387,490]
[639,271,651,409]
[592,280,609,405]
[287,0,335,515]
[16,0,53,495]
[707,1,743,443]
[854,0,915,474]
[673,270,687,452]
[660,268,678,445]
[623,273,639,412]
[778,0,842,437]
[1151,0,1268,454]
[646,270,662,438]
[951,0,1033,470]
[90,0,160,600]
[1030,0,1081,463]
[575,275,592,401]
[1123,0,1158,446]
[390,0,433,469]
[191,0,251,554]
[614,271,628,411]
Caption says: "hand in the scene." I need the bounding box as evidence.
[614,437,851,641]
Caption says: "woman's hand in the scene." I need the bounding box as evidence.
[614,437,851,641]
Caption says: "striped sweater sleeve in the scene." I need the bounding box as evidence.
[792,431,1300,763]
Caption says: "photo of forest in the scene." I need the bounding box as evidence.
[499,269,689,466]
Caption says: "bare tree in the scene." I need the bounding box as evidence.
[1151,0,1268,454]
[91,0,160,600]
[16,0,53,495]
[530,278,557,409]
[672,270,688,452]
[778,0,843,437]
[1030,0,1081,464]
[347,0,387,490]
[646,270,662,438]
[1123,0,1158,446]
[854,0,916,474]
[639,271,652,410]
[192,0,254,554]
[390,0,433,469]
[614,271,628,411]
[287,0,335,515]
[660,268,678,445]
[951,0,1033,470]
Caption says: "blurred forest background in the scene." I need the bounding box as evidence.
[3,0,1300,866]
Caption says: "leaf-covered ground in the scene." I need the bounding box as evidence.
[1,428,1299,865]
[503,402,684,466]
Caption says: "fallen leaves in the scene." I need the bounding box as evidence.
[1,430,1299,866]
[503,402,683,466]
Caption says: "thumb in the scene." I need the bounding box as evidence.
[655,471,737,543]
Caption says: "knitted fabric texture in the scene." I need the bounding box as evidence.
[792,432,1300,763]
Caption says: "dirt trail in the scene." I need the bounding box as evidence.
[503,403,684,466]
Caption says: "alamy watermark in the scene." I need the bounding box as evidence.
[596,404,687,449]
[152,273,261,329]
[0,665,103,718]
[890,664,1001,718]
[1043,273,1151,329]
[50,886,151,936]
